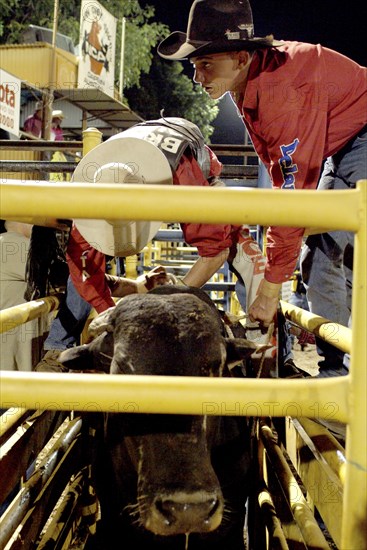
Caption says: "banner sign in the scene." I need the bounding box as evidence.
[0,69,21,137]
[78,0,117,97]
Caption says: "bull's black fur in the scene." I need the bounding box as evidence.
[149,285,223,321]
[85,417,252,550]
[62,286,254,549]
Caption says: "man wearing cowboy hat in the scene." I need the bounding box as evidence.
[158,0,367,377]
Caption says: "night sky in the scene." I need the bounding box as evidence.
[148,0,366,144]
[151,0,366,65]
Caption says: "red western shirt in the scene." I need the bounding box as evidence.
[236,41,367,283]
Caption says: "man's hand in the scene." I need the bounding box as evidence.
[136,266,176,293]
[107,266,177,297]
[248,279,281,327]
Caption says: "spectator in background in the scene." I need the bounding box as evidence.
[0,221,38,371]
[23,101,43,138]
[23,105,65,141]
[50,110,70,182]
[51,110,65,142]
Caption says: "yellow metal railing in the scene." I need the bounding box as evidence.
[0,180,366,550]
[0,370,350,420]
[279,301,352,354]
[0,183,360,231]
[0,294,62,334]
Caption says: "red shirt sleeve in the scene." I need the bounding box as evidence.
[206,145,223,178]
[66,225,115,313]
[264,227,304,283]
[174,153,239,257]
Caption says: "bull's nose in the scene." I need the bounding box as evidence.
[155,495,221,530]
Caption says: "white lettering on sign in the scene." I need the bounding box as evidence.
[0,69,21,136]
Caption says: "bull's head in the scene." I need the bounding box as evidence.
[59,287,267,538]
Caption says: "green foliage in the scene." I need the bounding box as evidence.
[123,18,168,89]
[125,57,219,142]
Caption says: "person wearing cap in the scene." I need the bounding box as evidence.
[158,0,367,377]
[51,110,65,141]
[49,109,70,182]
[23,101,43,138]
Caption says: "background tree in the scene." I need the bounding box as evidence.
[125,57,218,142]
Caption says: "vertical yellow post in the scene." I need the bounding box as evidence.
[82,127,103,157]
[341,181,367,549]
[125,255,138,278]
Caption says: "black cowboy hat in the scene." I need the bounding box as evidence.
[158,0,282,60]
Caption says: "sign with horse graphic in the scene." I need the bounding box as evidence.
[78,0,117,98]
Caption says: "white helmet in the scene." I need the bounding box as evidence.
[72,134,172,257]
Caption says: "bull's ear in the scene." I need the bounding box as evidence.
[59,333,113,373]
[59,345,93,371]
[225,338,271,367]
[88,306,115,339]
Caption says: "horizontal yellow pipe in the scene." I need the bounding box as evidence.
[280,301,351,354]
[0,295,61,334]
[0,371,349,422]
[0,181,361,231]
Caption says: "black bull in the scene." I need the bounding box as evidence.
[60,286,264,549]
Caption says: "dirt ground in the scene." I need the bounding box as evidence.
[292,342,320,376]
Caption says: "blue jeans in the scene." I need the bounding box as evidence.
[44,276,92,350]
[301,125,367,371]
